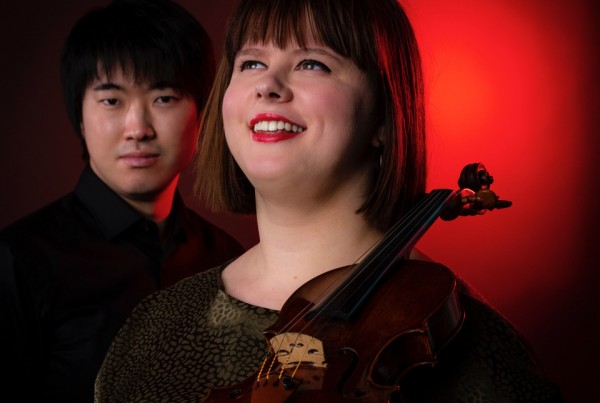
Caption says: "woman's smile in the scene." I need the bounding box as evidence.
[250,113,305,143]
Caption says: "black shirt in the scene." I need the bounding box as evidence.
[0,166,244,402]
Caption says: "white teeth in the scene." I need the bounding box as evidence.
[253,120,304,133]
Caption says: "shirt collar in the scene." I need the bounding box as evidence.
[75,165,143,239]
[74,165,187,241]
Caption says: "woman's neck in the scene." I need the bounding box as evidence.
[259,207,380,274]
[222,195,383,310]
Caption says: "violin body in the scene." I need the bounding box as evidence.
[203,163,507,402]
[203,260,464,402]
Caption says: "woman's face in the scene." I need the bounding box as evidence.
[222,39,380,204]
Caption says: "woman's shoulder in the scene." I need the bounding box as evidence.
[134,266,223,319]
[96,266,226,400]
[107,266,224,349]
[399,264,564,402]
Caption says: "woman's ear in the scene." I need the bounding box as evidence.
[371,124,385,148]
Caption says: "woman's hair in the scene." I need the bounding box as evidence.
[197,0,426,232]
[61,0,214,160]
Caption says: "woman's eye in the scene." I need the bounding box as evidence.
[239,60,266,71]
[298,59,331,72]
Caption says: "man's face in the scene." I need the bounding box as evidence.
[80,67,199,204]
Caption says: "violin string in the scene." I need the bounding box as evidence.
[307,190,450,319]
[265,189,453,376]
[266,264,387,364]
[329,190,454,309]
[273,191,450,361]
[256,356,269,383]
[265,281,346,373]
[353,190,451,279]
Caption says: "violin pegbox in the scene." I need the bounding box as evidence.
[441,162,512,221]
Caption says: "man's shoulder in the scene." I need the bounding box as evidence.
[0,192,81,245]
[181,208,222,232]
[179,208,244,250]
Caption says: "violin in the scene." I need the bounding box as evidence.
[203,163,511,402]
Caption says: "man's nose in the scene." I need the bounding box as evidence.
[124,103,155,140]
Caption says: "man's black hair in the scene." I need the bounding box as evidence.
[60,0,215,160]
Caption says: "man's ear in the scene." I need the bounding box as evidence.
[80,122,86,138]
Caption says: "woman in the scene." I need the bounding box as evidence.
[95,0,563,401]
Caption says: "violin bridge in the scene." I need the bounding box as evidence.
[270,332,327,369]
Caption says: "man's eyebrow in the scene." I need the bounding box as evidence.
[151,81,178,90]
[92,82,122,91]
[91,81,179,92]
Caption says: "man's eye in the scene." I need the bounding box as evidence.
[239,60,266,71]
[298,59,331,72]
[101,98,119,106]
[156,95,177,104]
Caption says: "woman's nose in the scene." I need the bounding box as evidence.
[255,72,292,102]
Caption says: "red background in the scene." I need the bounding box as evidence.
[1,1,597,401]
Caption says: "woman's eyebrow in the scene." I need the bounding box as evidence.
[236,48,265,58]
[293,47,343,62]
[235,46,343,63]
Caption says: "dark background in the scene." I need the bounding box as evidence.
[1,1,598,401]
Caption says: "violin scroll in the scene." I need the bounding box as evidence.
[441,163,512,221]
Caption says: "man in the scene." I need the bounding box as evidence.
[0,0,243,401]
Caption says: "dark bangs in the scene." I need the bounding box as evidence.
[65,27,182,95]
[63,1,211,94]
[225,0,377,73]
[80,25,183,90]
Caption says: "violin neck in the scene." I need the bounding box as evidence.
[309,189,455,321]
